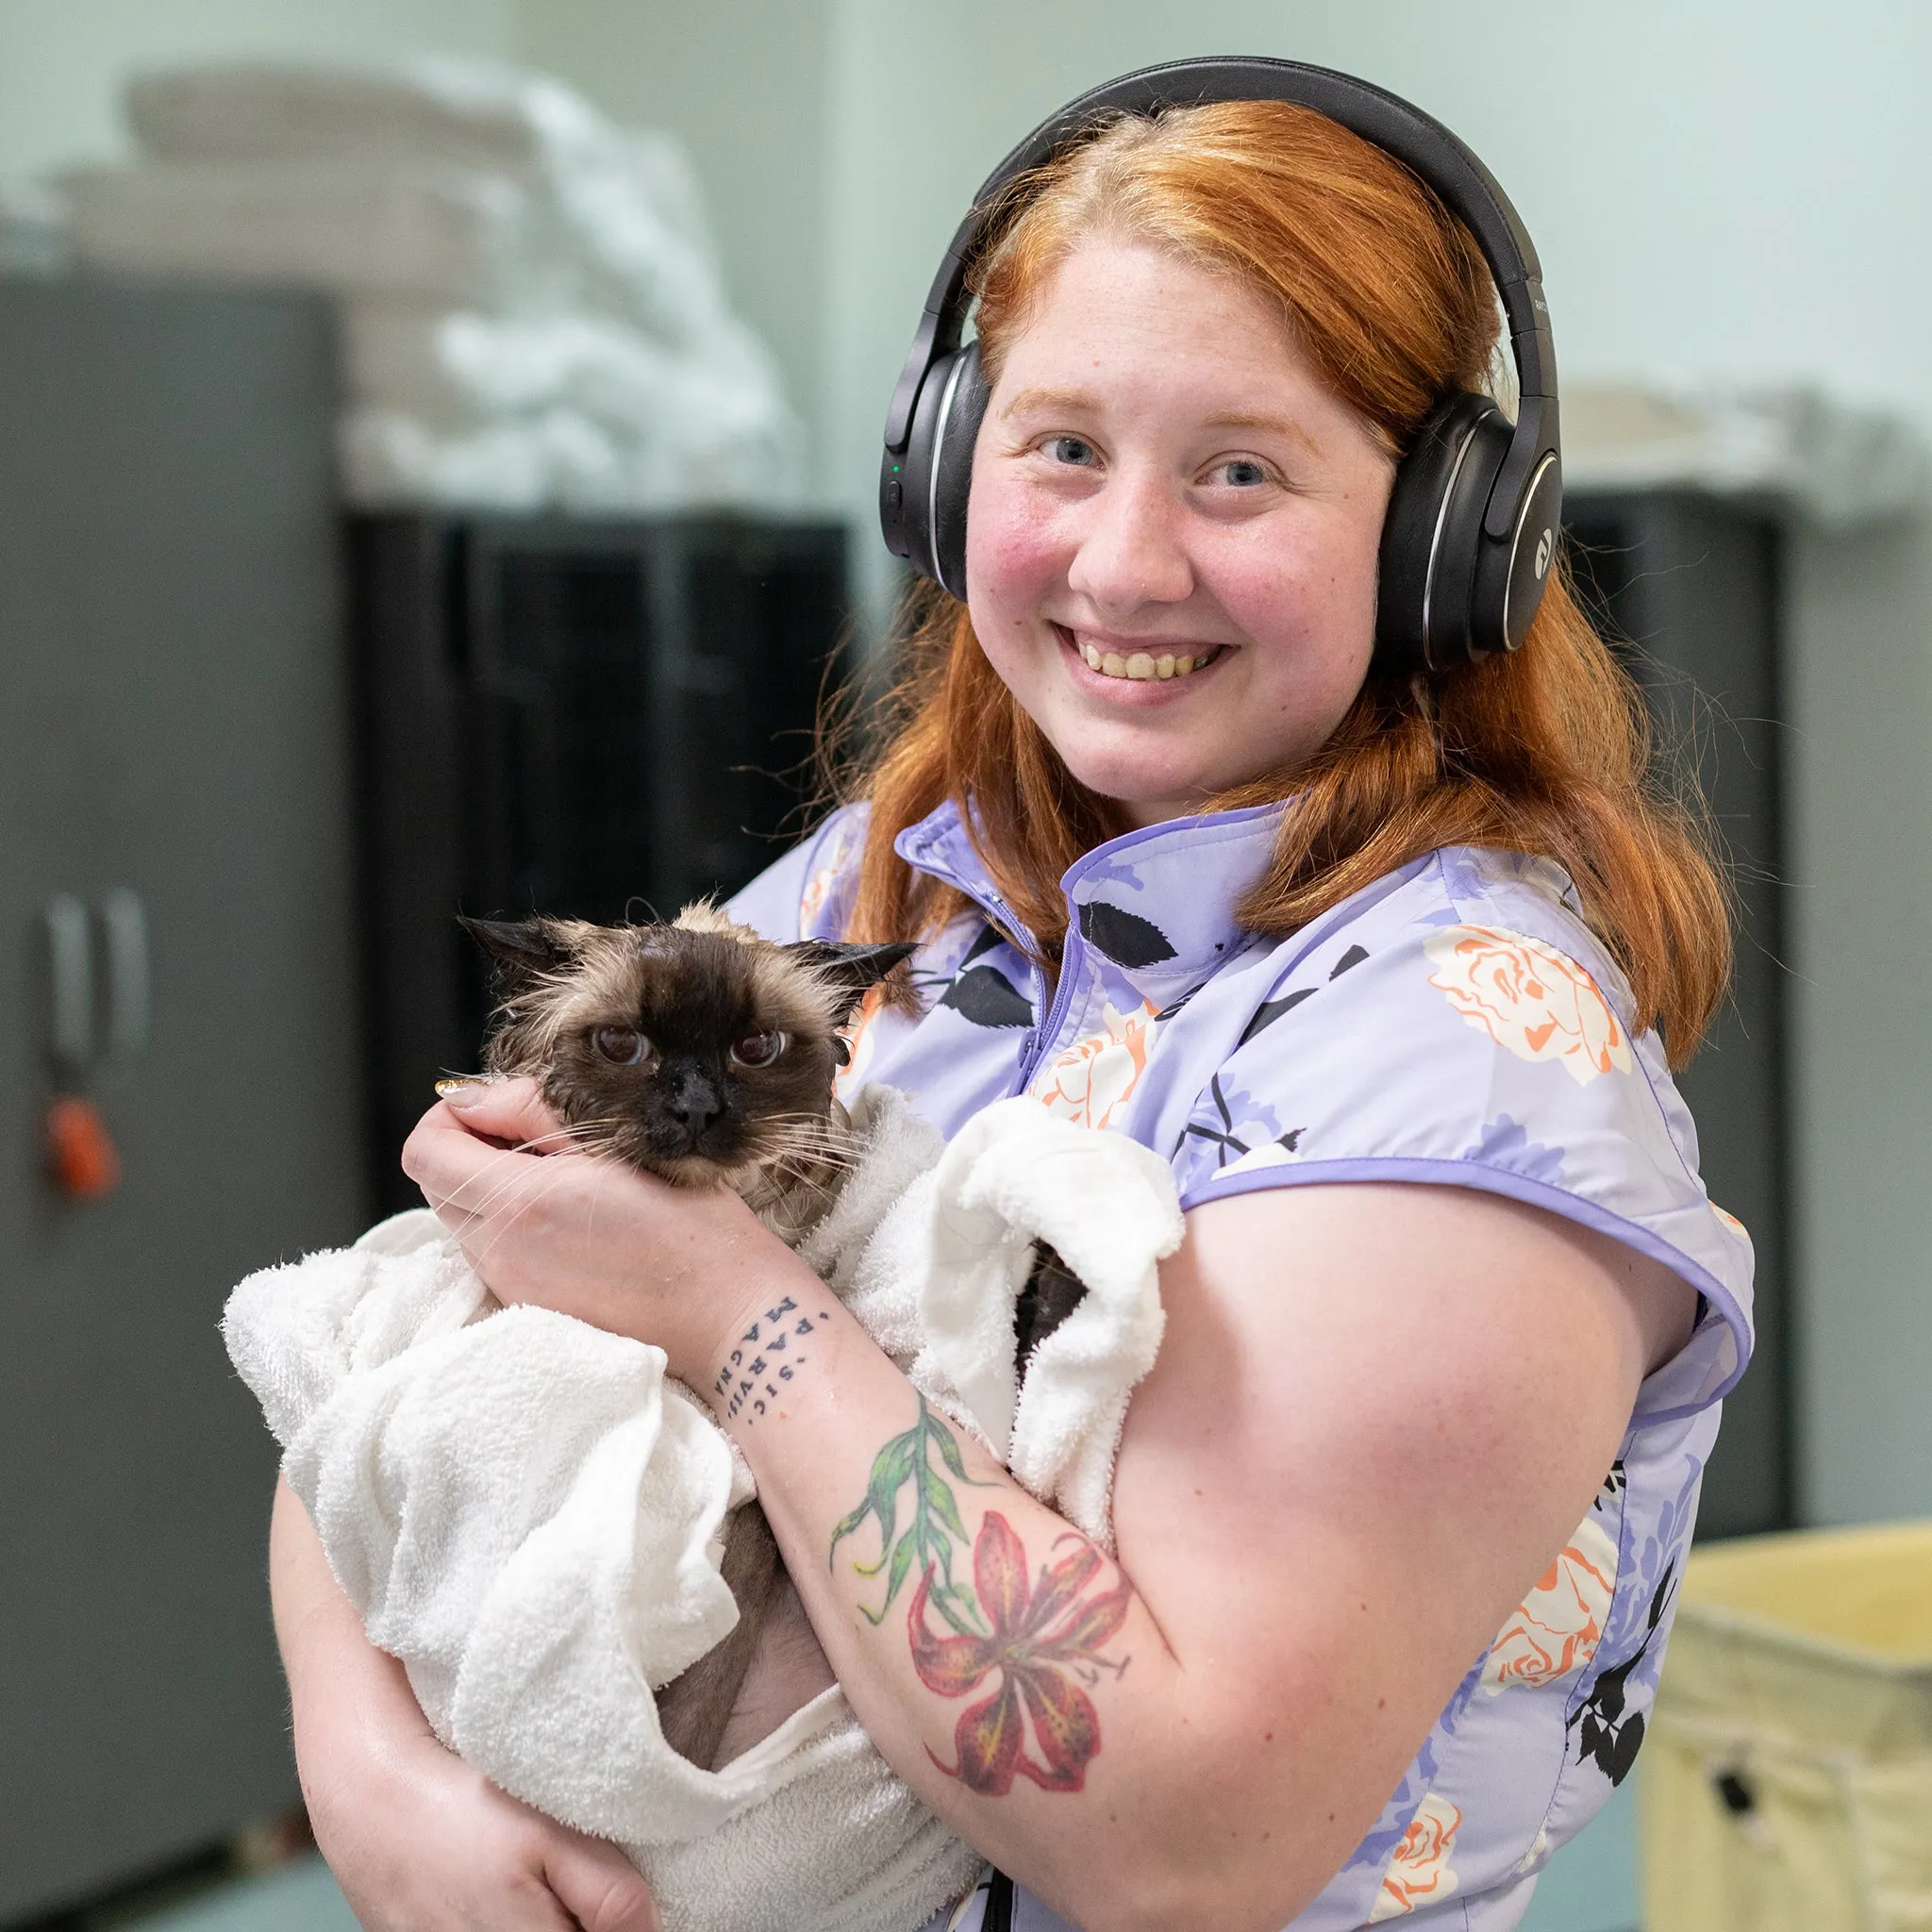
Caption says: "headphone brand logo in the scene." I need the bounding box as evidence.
[1533,529,1553,581]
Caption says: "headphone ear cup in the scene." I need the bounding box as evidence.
[1473,443,1563,657]
[898,340,990,598]
[929,341,989,599]
[1375,391,1509,674]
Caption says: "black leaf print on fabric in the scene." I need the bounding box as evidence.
[908,925,991,998]
[1330,944,1370,978]
[1155,985,1208,1024]
[1078,900,1177,968]
[958,924,1004,968]
[1596,1461,1627,1512]
[940,964,1036,1029]
[1174,1074,1304,1170]
[1567,1561,1674,1788]
[1237,986,1316,1046]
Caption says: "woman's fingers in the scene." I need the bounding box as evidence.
[543,1829,663,1932]
[440,1075,571,1151]
[402,1080,575,1237]
[312,1725,635,1932]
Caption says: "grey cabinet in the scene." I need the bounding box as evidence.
[0,282,367,1919]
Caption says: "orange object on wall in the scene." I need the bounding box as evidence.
[46,1094,121,1199]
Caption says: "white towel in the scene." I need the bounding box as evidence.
[224,1087,1179,1931]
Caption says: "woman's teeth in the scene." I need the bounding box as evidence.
[1078,641,1215,681]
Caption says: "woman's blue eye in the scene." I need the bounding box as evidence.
[1048,436,1096,466]
[1217,458,1268,488]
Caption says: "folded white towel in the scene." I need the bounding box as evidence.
[224,1086,1179,1930]
[125,58,697,215]
[60,161,547,309]
[334,307,799,513]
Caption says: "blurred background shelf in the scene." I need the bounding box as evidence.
[348,508,850,1216]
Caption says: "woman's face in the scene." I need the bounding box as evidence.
[965,236,1395,826]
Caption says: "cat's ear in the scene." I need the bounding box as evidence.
[458,915,574,993]
[786,939,918,1014]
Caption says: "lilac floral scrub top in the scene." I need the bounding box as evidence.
[728,797,1754,1932]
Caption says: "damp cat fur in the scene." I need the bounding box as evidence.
[461,903,914,1773]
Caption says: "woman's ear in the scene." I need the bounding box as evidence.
[786,939,919,1015]
[458,916,574,996]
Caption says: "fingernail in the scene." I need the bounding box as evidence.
[436,1078,485,1104]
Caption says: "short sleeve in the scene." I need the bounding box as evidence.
[725,804,869,943]
[1161,855,1755,1427]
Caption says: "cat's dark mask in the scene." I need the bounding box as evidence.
[457,908,914,1188]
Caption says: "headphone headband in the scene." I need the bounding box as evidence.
[881,58,1563,668]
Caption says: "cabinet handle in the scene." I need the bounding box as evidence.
[43,892,93,1073]
[101,888,149,1063]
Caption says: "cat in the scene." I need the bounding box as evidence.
[459,902,916,1773]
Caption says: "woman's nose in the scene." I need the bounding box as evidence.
[1064,471,1194,616]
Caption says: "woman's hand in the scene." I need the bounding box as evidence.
[400,1079,817,1386]
[314,1726,660,1932]
[272,1477,659,1932]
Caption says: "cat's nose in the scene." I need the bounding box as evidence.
[664,1066,724,1132]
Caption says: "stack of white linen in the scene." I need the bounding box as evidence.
[58,58,802,513]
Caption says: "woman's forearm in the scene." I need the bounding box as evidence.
[270,1475,437,1779]
[697,1261,1336,1932]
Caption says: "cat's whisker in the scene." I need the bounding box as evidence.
[467,1156,586,1272]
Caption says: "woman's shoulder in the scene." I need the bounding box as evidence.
[1127,841,1754,1424]
[725,803,872,943]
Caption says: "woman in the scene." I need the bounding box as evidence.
[273,91,1750,1932]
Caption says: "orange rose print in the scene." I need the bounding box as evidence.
[1480,1510,1618,1693]
[1369,1791,1462,1922]
[799,820,858,932]
[799,863,834,928]
[1030,1001,1158,1130]
[1424,925,1632,1086]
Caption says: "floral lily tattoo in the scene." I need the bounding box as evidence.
[910,1512,1131,1795]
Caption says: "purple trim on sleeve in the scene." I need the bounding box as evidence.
[1179,1157,1748,1426]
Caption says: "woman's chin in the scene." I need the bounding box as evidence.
[1057,752,1214,825]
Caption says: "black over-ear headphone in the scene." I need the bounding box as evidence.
[877,57,1562,672]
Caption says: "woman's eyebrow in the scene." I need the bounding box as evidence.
[1205,409,1320,455]
[998,385,1098,419]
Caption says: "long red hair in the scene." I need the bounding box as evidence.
[830,103,1729,1061]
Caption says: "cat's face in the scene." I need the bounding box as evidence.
[462,906,912,1191]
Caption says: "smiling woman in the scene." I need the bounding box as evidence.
[271,74,1753,1932]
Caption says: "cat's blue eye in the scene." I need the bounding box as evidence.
[730,1030,786,1069]
[593,1025,647,1066]
[1047,435,1097,468]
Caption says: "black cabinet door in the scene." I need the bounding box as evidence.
[1567,491,1790,1541]
[0,281,367,1918]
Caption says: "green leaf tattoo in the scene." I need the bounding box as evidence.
[829,1395,994,1633]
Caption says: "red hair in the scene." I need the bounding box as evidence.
[830,103,1729,1061]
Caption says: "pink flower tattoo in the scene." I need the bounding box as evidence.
[909,1512,1131,1795]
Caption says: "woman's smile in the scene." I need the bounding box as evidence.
[965,236,1394,826]
[1054,622,1232,692]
